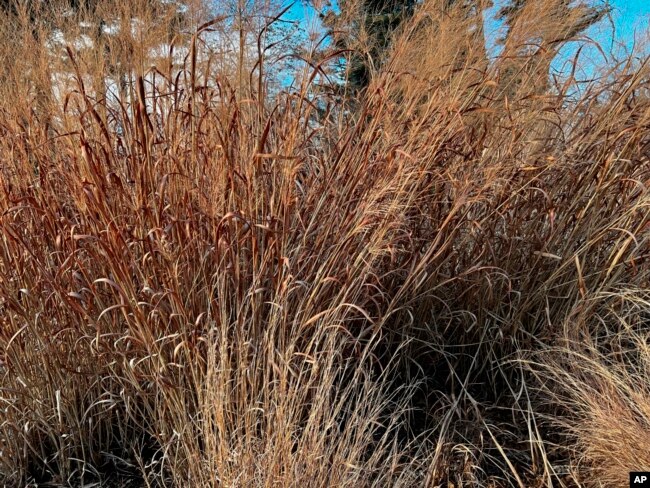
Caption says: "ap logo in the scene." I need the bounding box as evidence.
[631,472,650,487]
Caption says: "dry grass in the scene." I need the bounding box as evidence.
[529,290,650,487]
[0,0,648,486]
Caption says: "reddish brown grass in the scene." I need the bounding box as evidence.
[0,0,648,486]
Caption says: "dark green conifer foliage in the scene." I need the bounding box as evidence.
[321,0,418,90]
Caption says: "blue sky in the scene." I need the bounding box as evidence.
[283,1,650,40]
[282,0,649,75]
[610,0,649,45]
[557,0,649,76]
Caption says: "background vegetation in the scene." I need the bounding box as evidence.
[0,0,648,486]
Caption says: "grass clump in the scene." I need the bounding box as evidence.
[0,0,648,486]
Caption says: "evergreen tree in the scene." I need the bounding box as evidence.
[318,0,608,97]
[320,0,418,90]
[319,0,493,91]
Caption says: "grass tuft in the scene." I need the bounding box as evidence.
[0,0,648,486]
